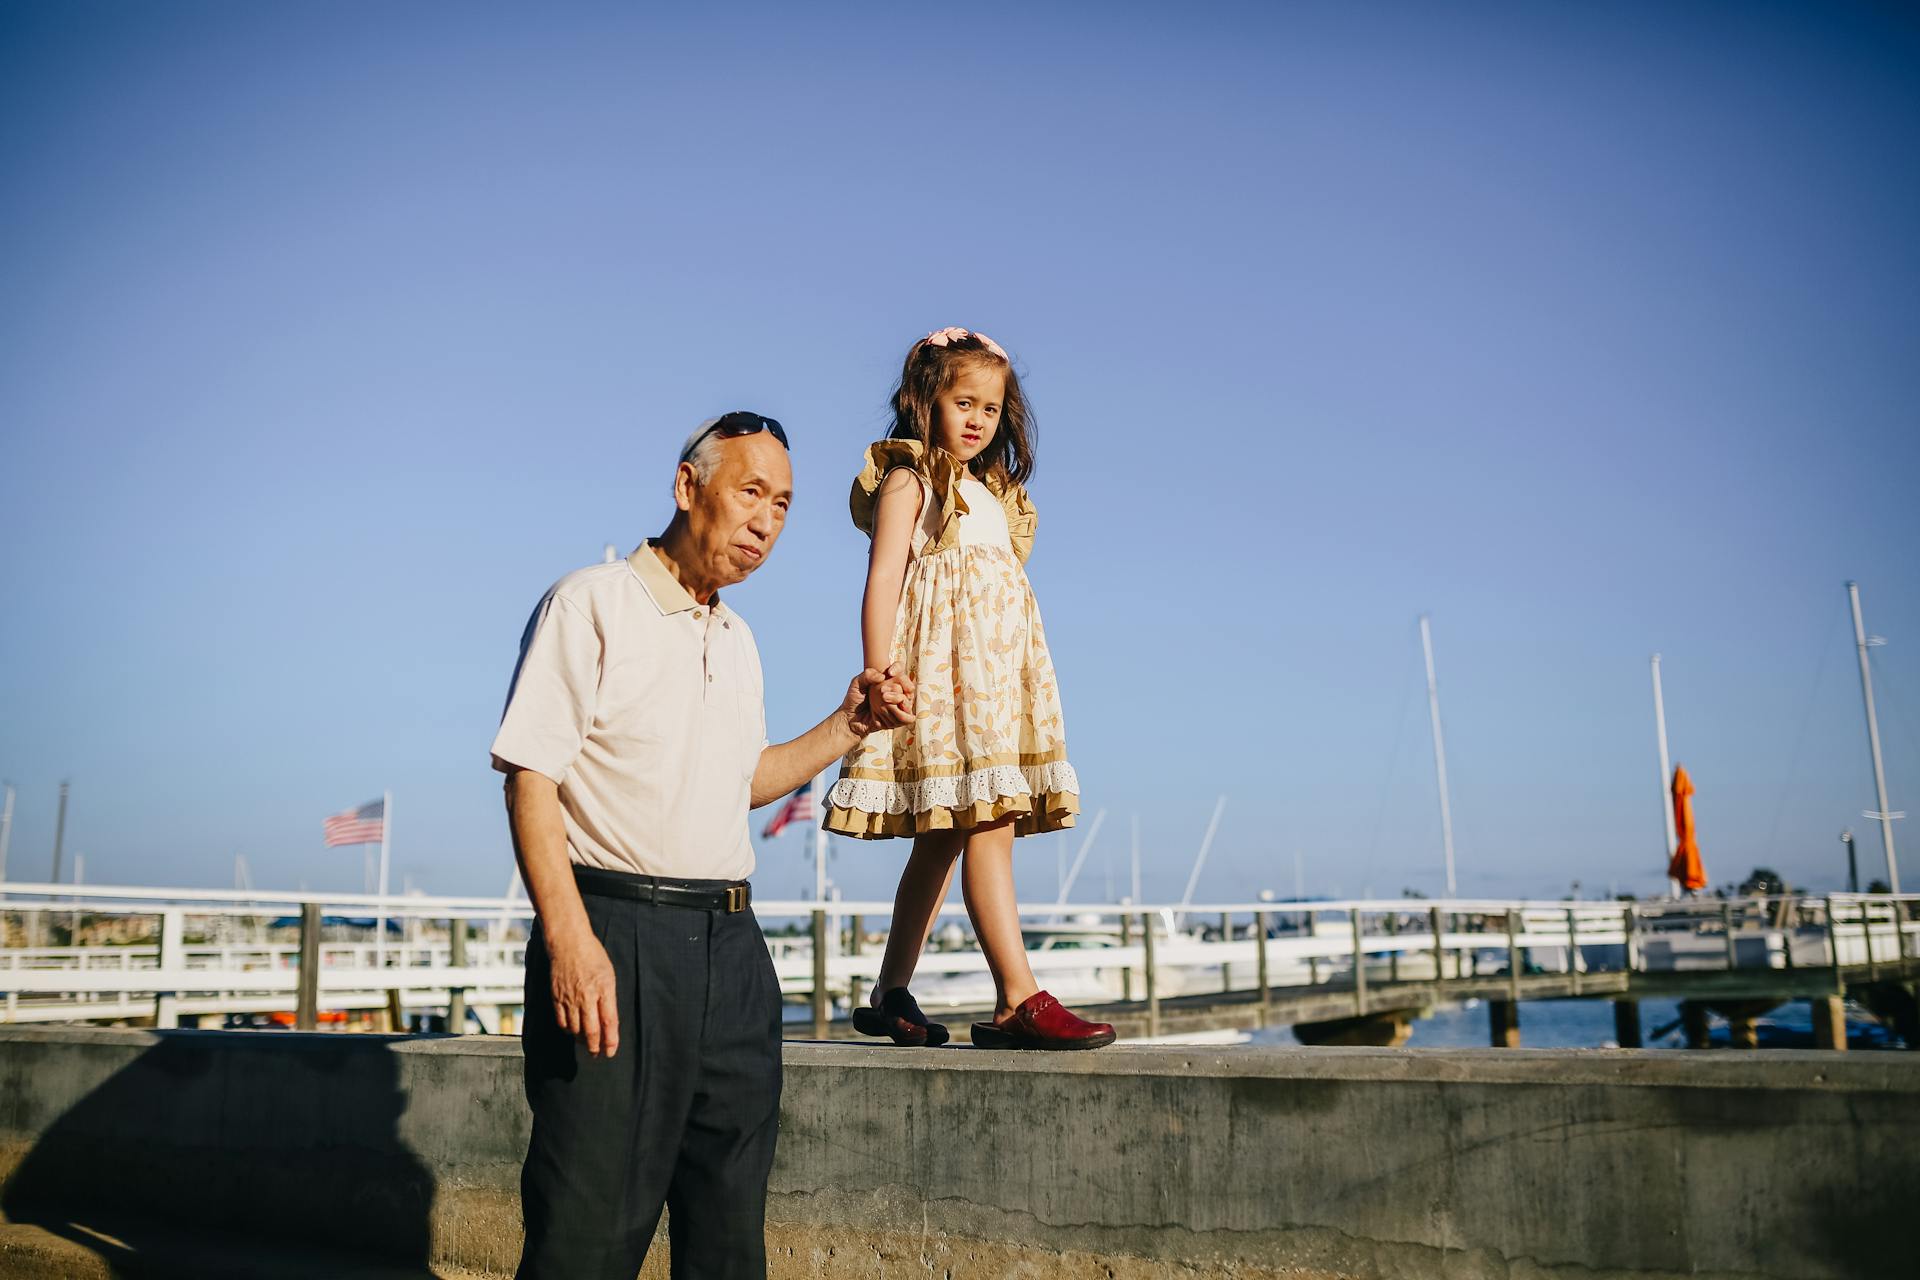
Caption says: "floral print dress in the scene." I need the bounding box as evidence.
[824,440,1081,838]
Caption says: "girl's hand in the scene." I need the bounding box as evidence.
[877,664,915,727]
[845,664,915,736]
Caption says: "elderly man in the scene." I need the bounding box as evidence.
[490,412,910,1279]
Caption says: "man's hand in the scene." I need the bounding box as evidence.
[504,768,619,1058]
[846,663,914,736]
[547,930,620,1058]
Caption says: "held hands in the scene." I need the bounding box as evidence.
[845,662,915,737]
[548,929,619,1059]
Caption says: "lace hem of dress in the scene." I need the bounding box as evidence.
[828,762,1080,816]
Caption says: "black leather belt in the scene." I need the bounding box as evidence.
[573,865,751,913]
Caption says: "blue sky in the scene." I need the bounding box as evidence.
[2,1,1917,906]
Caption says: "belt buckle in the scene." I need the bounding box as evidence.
[724,884,747,914]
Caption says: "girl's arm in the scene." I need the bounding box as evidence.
[862,468,923,672]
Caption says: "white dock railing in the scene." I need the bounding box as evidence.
[2,882,1916,1035]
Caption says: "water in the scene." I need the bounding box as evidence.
[1391,999,1690,1049]
[1249,998,1903,1050]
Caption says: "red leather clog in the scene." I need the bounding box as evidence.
[970,990,1115,1050]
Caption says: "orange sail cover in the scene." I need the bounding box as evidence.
[1667,764,1707,891]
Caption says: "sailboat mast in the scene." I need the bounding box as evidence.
[1420,616,1458,897]
[1130,815,1142,905]
[1055,809,1108,905]
[1848,582,1902,893]
[1176,796,1228,930]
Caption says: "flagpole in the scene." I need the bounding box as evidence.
[813,768,829,904]
[0,782,14,883]
[1419,615,1458,897]
[376,790,392,970]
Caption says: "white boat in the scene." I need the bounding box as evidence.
[909,915,1218,1011]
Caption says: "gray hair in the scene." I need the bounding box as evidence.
[678,419,726,485]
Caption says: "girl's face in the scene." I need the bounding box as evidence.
[931,361,1005,465]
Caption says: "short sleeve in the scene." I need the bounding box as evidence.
[748,637,768,750]
[490,592,601,783]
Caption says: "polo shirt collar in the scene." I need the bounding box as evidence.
[628,541,725,616]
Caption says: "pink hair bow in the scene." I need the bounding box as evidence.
[920,327,1008,360]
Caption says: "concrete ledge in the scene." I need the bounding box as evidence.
[0,1027,1912,1279]
[0,1211,498,1279]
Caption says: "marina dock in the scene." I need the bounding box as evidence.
[4,883,1916,1051]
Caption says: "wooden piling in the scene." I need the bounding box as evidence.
[447,917,467,1035]
[811,909,829,1038]
[1306,910,1319,986]
[1811,995,1848,1052]
[1119,912,1134,1002]
[1722,900,1738,970]
[1681,1000,1711,1050]
[154,909,184,1030]
[1862,900,1878,982]
[1254,910,1270,1027]
[1825,898,1844,993]
[1565,908,1581,994]
[295,902,321,1032]
[1504,911,1521,1004]
[1489,999,1520,1048]
[1429,906,1445,987]
[1221,910,1232,993]
[1351,910,1368,1016]
[1612,1000,1641,1048]
[1142,911,1161,1037]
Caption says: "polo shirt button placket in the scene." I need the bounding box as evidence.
[696,609,715,696]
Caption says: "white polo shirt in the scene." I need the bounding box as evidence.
[490,541,767,881]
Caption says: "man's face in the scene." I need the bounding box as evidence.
[677,431,792,591]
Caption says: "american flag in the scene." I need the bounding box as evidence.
[323,798,386,847]
[760,780,816,839]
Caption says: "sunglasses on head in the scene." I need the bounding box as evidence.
[683,411,790,460]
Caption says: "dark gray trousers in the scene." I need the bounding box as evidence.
[516,872,783,1280]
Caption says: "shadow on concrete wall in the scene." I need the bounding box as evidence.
[1,1031,438,1276]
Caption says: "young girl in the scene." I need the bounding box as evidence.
[824,327,1114,1050]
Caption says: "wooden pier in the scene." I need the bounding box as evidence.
[3,883,1916,1051]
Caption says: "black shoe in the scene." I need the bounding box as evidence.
[851,987,951,1047]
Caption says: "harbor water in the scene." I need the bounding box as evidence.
[1250,997,1902,1050]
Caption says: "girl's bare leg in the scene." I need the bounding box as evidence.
[869,830,962,1006]
[960,818,1040,1021]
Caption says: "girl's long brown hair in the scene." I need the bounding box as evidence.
[886,333,1035,486]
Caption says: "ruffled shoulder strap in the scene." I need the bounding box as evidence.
[849,440,928,537]
[851,440,1035,560]
[850,439,975,556]
[989,477,1038,564]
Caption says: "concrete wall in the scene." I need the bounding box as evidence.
[0,1026,1911,1279]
